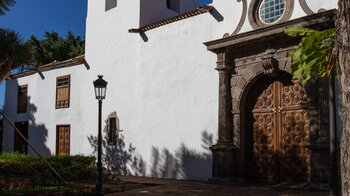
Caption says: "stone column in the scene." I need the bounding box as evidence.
[216,50,233,143]
[210,49,236,183]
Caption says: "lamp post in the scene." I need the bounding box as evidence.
[93,75,108,196]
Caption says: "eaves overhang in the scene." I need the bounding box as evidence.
[10,54,85,79]
[129,5,213,33]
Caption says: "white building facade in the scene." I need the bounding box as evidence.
[2,0,338,181]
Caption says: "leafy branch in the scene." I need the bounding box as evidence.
[284,26,336,84]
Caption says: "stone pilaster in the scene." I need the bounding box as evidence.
[210,49,236,183]
[215,50,233,143]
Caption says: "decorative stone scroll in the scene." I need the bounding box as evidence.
[298,0,314,15]
[232,0,247,35]
[262,49,279,76]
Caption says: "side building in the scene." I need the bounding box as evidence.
[2,0,339,183]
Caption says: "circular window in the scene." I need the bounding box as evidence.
[248,0,294,29]
[259,0,286,24]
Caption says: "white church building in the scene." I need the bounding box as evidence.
[2,0,339,183]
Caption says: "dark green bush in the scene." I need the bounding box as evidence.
[0,152,96,184]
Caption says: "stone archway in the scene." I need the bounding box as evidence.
[205,10,335,184]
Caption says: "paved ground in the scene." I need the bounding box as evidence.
[107,176,329,196]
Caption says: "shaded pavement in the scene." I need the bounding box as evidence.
[107,176,329,196]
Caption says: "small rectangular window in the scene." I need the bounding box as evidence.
[17,85,27,113]
[108,117,117,145]
[56,75,70,109]
[167,0,171,9]
[166,0,180,13]
[105,0,117,11]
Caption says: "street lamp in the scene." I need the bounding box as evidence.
[93,75,108,196]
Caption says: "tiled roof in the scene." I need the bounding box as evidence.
[129,5,213,33]
[10,54,85,79]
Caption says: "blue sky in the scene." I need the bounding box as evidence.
[200,0,213,5]
[0,0,88,108]
[0,0,212,107]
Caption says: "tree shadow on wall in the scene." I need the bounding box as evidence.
[150,130,214,181]
[26,97,51,156]
[88,134,146,176]
[3,79,51,156]
[88,114,146,176]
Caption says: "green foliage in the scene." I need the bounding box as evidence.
[284,26,336,84]
[28,31,85,67]
[0,0,16,15]
[0,30,33,81]
[0,153,96,184]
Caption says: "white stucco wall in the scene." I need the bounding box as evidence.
[305,0,337,13]
[3,0,338,181]
[140,0,202,26]
[3,64,90,156]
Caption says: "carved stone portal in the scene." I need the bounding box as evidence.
[205,11,335,185]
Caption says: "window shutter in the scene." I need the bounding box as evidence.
[56,75,70,109]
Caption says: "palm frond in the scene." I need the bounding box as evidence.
[0,0,16,15]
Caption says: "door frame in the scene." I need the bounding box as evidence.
[13,121,28,154]
[56,124,71,156]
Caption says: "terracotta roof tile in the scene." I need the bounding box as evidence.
[129,5,213,33]
[10,54,85,79]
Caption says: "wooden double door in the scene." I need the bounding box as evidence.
[246,74,310,182]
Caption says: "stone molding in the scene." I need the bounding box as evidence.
[204,9,336,51]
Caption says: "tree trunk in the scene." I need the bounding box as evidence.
[336,0,350,195]
[0,60,11,83]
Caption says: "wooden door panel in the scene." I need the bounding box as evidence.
[252,112,277,181]
[250,81,278,181]
[280,110,310,181]
[56,125,70,156]
[248,74,310,182]
[253,82,275,111]
[281,80,308,108]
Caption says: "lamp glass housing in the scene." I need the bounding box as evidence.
[93,75,108,101]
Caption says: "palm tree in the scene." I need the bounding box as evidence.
[0,30,32,82]
[0,0,16,15]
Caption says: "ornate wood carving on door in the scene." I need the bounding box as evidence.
[246,74,310,182]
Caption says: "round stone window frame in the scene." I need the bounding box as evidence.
[248,0,294,29]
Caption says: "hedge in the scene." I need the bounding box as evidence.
[0,152,96,184]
